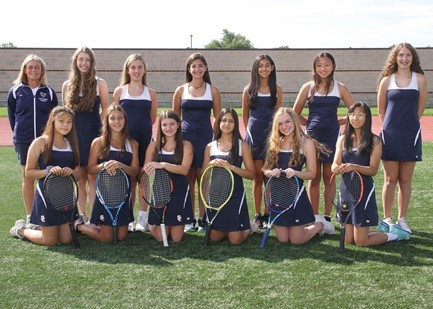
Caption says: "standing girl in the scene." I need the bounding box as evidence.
[172,53,222,232]
[10,106,80,246]
[76,105,139,243]
[143,110,194,244]
[262,107,334,244]
[7,54,58,224]
[202,108,256,244]
[293,51,354,222]
[242,54,283,228]
[113,54,158,232]
[62,47,109,222]
[377,43,427,234]
[332,102,410,245]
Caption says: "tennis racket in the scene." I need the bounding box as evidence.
[139,169,173,247]
[329,170,364,253]
[259,172,300,248]
[96,168,130,246]
[199,165,234,246]
[43,173,80,249]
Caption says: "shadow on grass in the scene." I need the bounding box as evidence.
[45,227,433,267]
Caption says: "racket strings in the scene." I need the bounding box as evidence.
[202,167,232,209]
[44,176,76,212]
[265,176,299,212]
[141,170,171,207]
[98,171,128,207]
[335,172,363,211]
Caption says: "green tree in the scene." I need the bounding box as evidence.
[1,42,16,48]
[205,29,254,49]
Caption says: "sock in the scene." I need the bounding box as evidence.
[386,233,398,242]
[139,210,148,218]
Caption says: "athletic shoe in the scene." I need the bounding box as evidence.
[253,213,263,229]
[250,220,259,234]
[10,219,26,239]
[197,218,207,232]
[184,219,197,232]
[261,213,269,229]
[383,217,393,225]
[396,217,412,234]
[128,222,135,232]
[316,215,336,235]
[378,220,390,233]
[389,224,411,241]
[324,215,332,222]
[135,213,148,232]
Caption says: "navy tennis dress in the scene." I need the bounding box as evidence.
[270,151,315,227]
[380,73,422,162]
[337,149,378,227]
[74,79,103,167]
[147,150,194,226]
[181,83,214,168]
[90,141,134,226]
[306,81,341,163]
[30,140,79,226]
[207,140,251,232]
[245,93,275,160]
[119,85,153,167]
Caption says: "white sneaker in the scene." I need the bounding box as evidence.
[396,217,412,234]
[128,222,135,232]
[10,219,26,239]
[135,213,148,232]
[383,217,393,225]
[184,222,196,232]
[316,215,336,235]
[250,220,259,234]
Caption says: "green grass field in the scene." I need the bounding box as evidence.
[1,144,433,308]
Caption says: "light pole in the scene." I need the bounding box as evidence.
[190,35,193,49]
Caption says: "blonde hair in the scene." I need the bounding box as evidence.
[263,107,329,170]
[14,54,48,86]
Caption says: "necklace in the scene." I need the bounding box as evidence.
[189,81,205,89]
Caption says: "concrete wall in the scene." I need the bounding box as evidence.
[1,48,433,107]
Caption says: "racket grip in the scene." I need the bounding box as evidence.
[259,228,271,248]
[113,226,119,246]
[161,223,169,247]
[68,222,80,249]
[204,225,212,246]
[339,226,346,253]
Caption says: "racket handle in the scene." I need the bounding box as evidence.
[113,226,118,246]
[68,221,80,249]
[339,225,346,253]
[204,224,212,246]
[259,228,271,248]
[161,223,169,247]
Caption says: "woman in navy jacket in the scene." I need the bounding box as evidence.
[7,54,58,224]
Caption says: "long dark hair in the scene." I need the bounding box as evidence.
[43,106,79,167]
[213,108,241,164]
[308,51,336,102]
[185,53,212,84]
[247,54,278,109]
[97,105,131,160]
[343,102,375,154]
[154,110,184,164]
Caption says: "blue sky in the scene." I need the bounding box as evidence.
[2,0,432,49]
